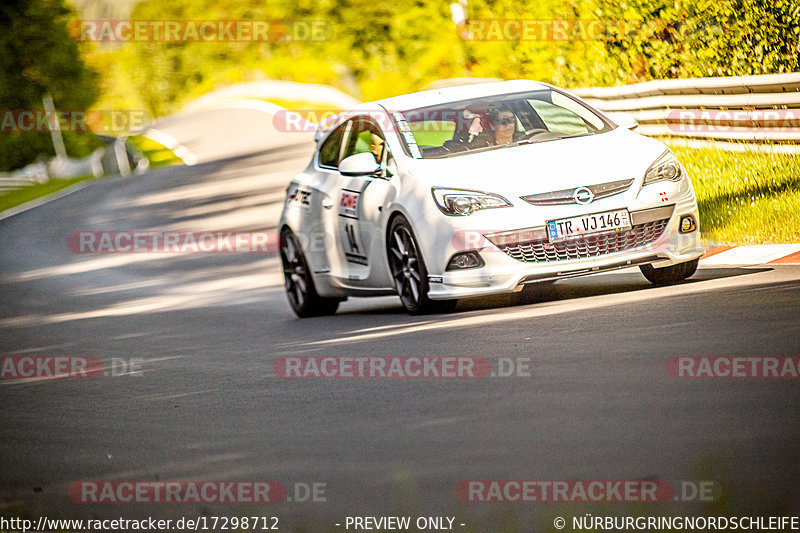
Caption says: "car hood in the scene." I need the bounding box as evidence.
[402,128,668,197]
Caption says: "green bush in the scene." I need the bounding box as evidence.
[88,0,798,116]
[0,0,101,171]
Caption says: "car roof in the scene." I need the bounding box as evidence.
[362,79,551,112]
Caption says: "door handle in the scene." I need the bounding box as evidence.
[322,198,334,209]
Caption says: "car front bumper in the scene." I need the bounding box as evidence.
[426,201,703,300]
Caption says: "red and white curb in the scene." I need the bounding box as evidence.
[701,244,800,265]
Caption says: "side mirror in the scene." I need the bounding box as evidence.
[607,112,639,130]
[339,153,380,177]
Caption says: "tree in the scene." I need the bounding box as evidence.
[0,0,100,171]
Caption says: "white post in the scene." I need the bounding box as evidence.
[114,137,131,176]
[42,93,68,160]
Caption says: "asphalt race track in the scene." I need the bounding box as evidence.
[1,107,799,531]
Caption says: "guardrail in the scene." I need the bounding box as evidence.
[0,137,147,194]
[0,162,49,193]
[571,72,800,148]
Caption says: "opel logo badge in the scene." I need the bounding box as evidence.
[573,186,594,205]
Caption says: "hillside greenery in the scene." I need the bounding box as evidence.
[0,0,101,171]
[3,0,798,173]
[83,0,799,117]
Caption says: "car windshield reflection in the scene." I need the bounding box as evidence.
[393,88,613,159]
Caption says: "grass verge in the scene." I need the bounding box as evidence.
[0,136,183,214]
[0,175,94,214]
[670,144,800,245]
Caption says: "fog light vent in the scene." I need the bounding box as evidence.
[446,251,484,271]
[679,215,697,234]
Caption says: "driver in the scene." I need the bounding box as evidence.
[353,130,385,163]
[369,133,385,160]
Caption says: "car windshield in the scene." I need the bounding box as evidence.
[391,88,614,159]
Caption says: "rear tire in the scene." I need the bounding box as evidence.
[280,228,340,317]
[640,258,699,285]
[387,216,457,315]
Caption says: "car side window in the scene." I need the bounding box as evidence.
[318,121,350,168]
[341,116,385,164]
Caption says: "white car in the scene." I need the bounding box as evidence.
[278,80,703,316]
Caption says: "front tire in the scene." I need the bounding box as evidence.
[640,258,699,285]
[387,216,456,315]
[280,228,340,317]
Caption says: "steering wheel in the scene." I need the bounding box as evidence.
[520,128,551,138]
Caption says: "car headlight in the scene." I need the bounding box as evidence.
[431,188,512,216]
[642,150,684,186]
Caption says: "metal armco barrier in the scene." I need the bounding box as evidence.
[572,72,800,145]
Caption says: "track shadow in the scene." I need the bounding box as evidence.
[335,266,773,316]
[458,266,773,312]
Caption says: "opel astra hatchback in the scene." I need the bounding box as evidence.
[279,80,703,316]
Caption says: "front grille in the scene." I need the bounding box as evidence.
[521,179,635,206]
[493,218,669,263]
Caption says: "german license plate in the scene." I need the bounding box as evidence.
[547,209,631,241]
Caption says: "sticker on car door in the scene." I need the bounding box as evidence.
[286,186,312,211]
[339,189,368,265]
